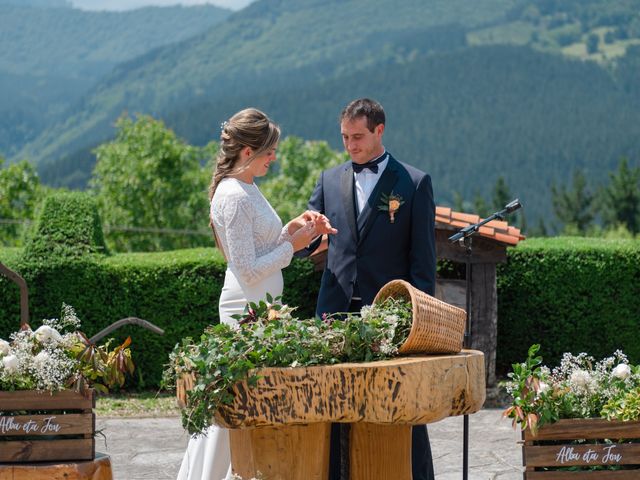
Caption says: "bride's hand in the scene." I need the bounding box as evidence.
[290,221,319,252]
[287,210,325,234]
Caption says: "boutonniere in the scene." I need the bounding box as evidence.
[378,191,404,223]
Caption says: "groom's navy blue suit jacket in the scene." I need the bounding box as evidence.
[301,154,436,317]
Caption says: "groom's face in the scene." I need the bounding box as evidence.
[340,116,384,164]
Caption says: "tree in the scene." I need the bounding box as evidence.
[472,191,489,218]
[90,115,216,252]
[599,158,640,235]
[586,33,599,54]
[259,137,346,222]
[551,169,594,235]
[0,158,41,246]
[604,30,615,44]
[491,176,512,212]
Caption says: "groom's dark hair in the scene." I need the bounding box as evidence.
[340,98,385,132]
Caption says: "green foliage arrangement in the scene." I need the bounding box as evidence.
[163,295,413,435]
[0,304,134,393]
[503,344,640,435]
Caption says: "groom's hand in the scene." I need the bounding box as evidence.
[313,216,337,236]
[302,211,337,236]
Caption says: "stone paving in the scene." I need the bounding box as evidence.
[97,408,523,480]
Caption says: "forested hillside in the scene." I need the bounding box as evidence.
[0,3,230,156]
[162,45,640,223]
[6,0,640,226]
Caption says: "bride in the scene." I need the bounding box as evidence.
[177,108,336,480]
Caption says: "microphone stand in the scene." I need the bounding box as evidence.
[448,199,522,480]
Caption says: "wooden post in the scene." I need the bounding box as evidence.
[470,263,497,387]
[350,423,412,480]
[229,424,330,480]
[0,262,29,327]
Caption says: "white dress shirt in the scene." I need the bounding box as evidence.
[354,152,389,215]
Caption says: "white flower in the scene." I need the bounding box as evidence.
[538,381,549,394]
[33,350,50,368]
[2,354,18,374]
[0,339,9,356]
[359,305,372,320]
[612,363,631,380]
[570,369,591,388]
[384,314,399,326]
[34,325,62,345]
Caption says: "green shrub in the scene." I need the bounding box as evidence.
[0,247,320,389]
[22,191,108,261]
[2,235,638,389]
[497,237,640,374]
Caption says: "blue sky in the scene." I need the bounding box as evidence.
[70,0,254,10]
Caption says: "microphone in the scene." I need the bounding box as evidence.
[504,199,522,214]
[448,198,523,243]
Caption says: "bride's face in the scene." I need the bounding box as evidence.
[246,145,278,178]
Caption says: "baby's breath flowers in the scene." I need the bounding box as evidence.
[163,296,413,435]
[0,304,134,393]
[503,344,640,434]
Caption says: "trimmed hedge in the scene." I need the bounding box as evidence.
[2,235,638,388]
[23,191,107,261]
[0,190,324,389]
[0,248,321,389]
[497,237,640,374]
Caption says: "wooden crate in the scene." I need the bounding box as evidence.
[0,389,95,463]
[522,418,640,479]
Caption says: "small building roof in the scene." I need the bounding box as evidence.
[435,206,525,246]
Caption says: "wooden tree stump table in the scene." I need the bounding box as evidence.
[0,452,113,480]
[210,350,486,480]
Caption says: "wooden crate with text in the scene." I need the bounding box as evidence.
[522,418,640,479]
[0,389,95,463]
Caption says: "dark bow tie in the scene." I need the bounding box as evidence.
[352,153,386,174]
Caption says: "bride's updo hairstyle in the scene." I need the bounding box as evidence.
[208,108,280,203]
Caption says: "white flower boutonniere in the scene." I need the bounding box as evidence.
[378,191,404,223]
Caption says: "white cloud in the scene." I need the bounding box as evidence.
[70,0,254,11]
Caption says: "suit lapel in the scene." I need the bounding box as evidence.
[357,158,398,245]
[340,164,358,242]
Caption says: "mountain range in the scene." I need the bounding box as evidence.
[0,1,230,156]
[4,0,640,226]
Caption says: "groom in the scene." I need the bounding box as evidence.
[301,98,436,480]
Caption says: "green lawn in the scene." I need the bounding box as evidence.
[96,391,180,417]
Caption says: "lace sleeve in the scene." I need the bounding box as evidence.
[222,193,293,286]
[278,222,293,245]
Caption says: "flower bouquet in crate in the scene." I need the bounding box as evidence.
[0,304,134,463]
[502,344,640,478]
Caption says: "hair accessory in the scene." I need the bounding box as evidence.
[220,121,229,132]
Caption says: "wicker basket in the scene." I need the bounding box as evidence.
[373,279,466,354]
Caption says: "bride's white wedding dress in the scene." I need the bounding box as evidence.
[177,177,294,480]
